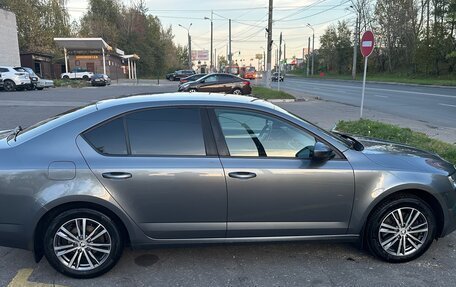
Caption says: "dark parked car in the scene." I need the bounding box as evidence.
[272,72,284,82]
[91,74,111,86]
[178,73,252,95]
[167,70,195,81]
[179,73,207,87]
[0,94,455,278]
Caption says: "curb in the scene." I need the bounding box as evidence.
[266,99,296,103]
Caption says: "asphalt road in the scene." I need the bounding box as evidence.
[271,76,456,128]
[1,82,456,286]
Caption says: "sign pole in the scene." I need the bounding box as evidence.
[360,56,368,118]
[359,30,374,119]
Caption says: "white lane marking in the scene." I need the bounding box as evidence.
[374,95,389,98]
[283,79,456,99]
[438,103,456,108]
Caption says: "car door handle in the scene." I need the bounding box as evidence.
[102,172,132,180]
[228,172,257,179]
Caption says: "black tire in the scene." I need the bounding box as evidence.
[36,87,44,90]
[366,194,436,263]
[43,208,124,278]
[3,80,16,91]
[82,75,89,80]
[62,75,70,80]
[232,88,243,95]
[170,76,175,81]
[188,88,197,93]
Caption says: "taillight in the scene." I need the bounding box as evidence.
[242,81,250,85]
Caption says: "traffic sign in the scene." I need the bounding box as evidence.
[360,31,375,57]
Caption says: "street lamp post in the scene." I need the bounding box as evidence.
[204,11,213,71]
[178,23,192,69]
[307,23,315,76]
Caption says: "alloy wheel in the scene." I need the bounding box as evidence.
[53,218,112,271]
[4,81,15,91]
[378,207,428,256]
[233,89,242,95]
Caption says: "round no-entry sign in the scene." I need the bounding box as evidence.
[360,31,375,57]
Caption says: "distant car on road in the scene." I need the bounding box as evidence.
[178,73,251,95]
[61,67,94,80]
[0,66,31,91]
[167,70,195,81]
[272,72,284,82]
[244,67,257,79]
[91,74,111,86]
[179,73,206,87]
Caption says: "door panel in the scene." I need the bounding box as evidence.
[78,136,227,239]
[221,157,354,237]
[211,108,355,237]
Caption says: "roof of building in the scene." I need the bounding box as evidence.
[54,38,112,51]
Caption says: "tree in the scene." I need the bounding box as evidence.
[319,21,352,73]
[0,0,70,53]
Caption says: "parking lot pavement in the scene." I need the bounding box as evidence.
[2,85,456,286]
[2,234,456,287]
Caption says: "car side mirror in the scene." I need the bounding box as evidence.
[312,142,335,161]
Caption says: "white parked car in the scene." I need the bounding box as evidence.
[0,66,31,91]
[36,78,54,90]
[61,67,94,80]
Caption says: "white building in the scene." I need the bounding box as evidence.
[0,8,20,67]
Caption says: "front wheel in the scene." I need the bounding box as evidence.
[366,194,436,263]
[3,80,16,91]
[188,88,197,93]
[43,209,124,278]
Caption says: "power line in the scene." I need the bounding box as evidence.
[278,0,352,22]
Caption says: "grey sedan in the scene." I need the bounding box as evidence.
[0,93,455,278]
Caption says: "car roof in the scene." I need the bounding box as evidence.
[96,93,275,111]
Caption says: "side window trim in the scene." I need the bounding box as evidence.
[83,106,214,158]
[207,108,230,157]
[208,106,346,160]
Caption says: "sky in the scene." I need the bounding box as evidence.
[66,0,355,67]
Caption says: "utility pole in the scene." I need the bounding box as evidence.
[228,19,232,72]
[179,23,193,70]
[352,14,359,80]
[278,32,282,91]
[307,23,315,75]
[211,11,213,71]
[306,37,310,76]
[214,48,217,71]
[266,0,273,88]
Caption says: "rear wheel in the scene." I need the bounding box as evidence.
[188,88,197,93]
[232,88,243,95]
[366,194,436,262]
[43,209,123,278]
[3,80,16,91]
[62,75,70,80]
[82,75,89,80]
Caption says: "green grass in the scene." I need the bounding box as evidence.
[252,86,295,100]
[335,119,456,164]
[288,70,456,86]
[54,79,89,88]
